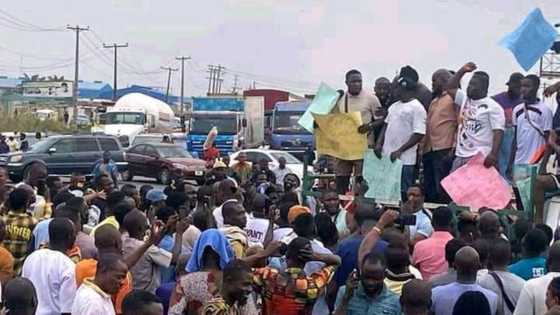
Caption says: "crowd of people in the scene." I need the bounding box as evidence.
[1,61,560,315]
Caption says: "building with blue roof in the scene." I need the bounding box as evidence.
[0,76,23,96]
[78,80,113,99]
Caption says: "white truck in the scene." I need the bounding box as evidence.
[101,93,175,147]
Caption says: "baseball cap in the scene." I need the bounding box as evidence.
[146,189,167,203]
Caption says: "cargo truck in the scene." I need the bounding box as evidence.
[186,96,264,157]
[269,100,313,160]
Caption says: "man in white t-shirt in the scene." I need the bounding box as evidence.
[71,253,128,315]
[22,218,77,315]
[510,75,553,167]
[446,62,505,171]
[376,65,427,200]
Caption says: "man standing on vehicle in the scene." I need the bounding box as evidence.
[332,69,382,195]
[446,62,505,171]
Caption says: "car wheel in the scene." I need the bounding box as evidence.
[122,170,133,181]
[158,169,170,185]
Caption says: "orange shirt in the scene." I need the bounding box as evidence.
[75,258,132,315]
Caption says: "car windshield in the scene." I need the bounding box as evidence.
[270,151,302,164]
[273,111,309,134]
[157,146,192,158]
[104,112,145,125]
[28,138,56,153]
[190,115,236,134]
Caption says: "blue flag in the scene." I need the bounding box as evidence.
[499,8,558,71]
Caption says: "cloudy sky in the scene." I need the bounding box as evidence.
[1,0,559,97]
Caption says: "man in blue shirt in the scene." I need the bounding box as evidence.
[509,228,548,280]
[334,252,401,315]
[333,205,388,290]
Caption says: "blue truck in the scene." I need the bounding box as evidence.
[186,96,264,157]
[269,100,314,160]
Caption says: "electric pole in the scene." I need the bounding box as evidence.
[161,66,178,104]
[216,65,225,94]
[104,43,128,101]
[207,65,214,95]
[232,74,240,94]
[67,24,89,125]
[175,56,191,117]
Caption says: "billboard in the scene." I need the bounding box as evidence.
[22,81,73,98]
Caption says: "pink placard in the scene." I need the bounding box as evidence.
[441,153,512,210]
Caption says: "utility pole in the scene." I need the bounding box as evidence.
[175,56,191,117]
[67,24,89,125]
[232,74,240,94]
[161,66,178,104]
[103,43,128,101]
[207,65,214,95]
[216,65,225,94]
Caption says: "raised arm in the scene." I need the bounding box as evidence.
[357,209,399,267]
[446,62,477,100]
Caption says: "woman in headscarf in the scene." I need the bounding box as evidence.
[169,229,257,315]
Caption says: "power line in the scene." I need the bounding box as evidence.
[0,9,65,32]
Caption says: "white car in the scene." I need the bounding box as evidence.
[229,149,312,181]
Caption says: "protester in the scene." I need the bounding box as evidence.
[402,184,433,246]
[334,252,401,315]
[6,136,18,152]
[430,238,467,288]
[332,69,382,194]
[22,218,77,315]
[0,135,9,154]
[93,150,120,185]
[272,156,291,185]
[334,204,388,294]
[123,290,165,315]
[546,277,560,315]
[423,68,457,202]
[231,152,252,186]
[219,200,249,258]
[212,179,240,228]
[122,209,186,293]
[319,190,349,237]
[2,187,37,274]
[431,246,498,315]
[478,238,525,315]
[169,229,235,314]
[508,228,548,280]
[494,73,524,179]
[412,206,454,280]
[510,75,552,170]
[446,62,505,170]
[515,242,560,315]
[400,279,432,315]
[245,194,272,247]
[384,244,423,295]
[375,65,426,199]
[478,210,502,241]
[72,253,129,315]
[202,259,253,315]
[250,237,341,315]
[19,132,29,152]
[3,277,38,315]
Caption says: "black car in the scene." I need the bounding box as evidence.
[0,135,127,182]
